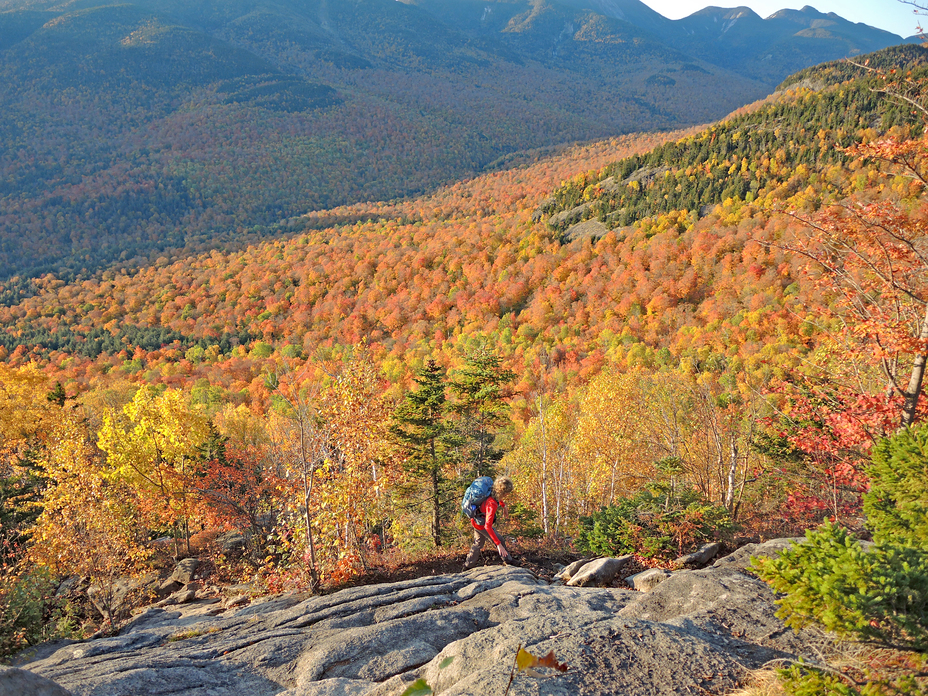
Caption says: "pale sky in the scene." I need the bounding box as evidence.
[641,1,923,39]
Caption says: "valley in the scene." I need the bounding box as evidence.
[0,0,905,280]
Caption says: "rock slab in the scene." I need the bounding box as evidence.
[14,539,812,696]
[0,665,73,696]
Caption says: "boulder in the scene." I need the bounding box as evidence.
[566,555,632,587]
[158,578,184,596]
[171,558,200,585]
[712,538,802,571]
[156,588,198,607]
[18,539,817,696]
[216,531,247,558]
[53,577,83,600]
[87,574,157,623]
[0,665,72,696]
[674,542,722,567]
[552,557,593,582]
[224,593,250,609]
[626,568,671,592]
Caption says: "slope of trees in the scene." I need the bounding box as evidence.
[2,50,924,417]
[542,45,928,235]
[2,48,928,692]
[0,0,776,282]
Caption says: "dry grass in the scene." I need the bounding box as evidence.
[727,633,928,696]
[727,669,787,696]
[167,626,222,642]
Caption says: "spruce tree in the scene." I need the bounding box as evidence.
[866,425,928,551]
[391,360,459,547]
[450,349,516,479]
[755,423,928,694]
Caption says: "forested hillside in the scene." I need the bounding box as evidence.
[1,41,927,693]
[542,45,928,234]
[0,0,902,283]
[1,46,923,401]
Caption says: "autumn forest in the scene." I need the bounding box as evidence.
[1,10,928,687]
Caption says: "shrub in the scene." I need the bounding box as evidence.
[507,502,544,539]
[753,422,928,695]
[576,486,733,560]
[0,565,58,661]
[865,425,928,550]
[757,522,928,652]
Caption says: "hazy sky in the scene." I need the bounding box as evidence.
[641,1,924,39]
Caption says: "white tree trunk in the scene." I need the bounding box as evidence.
[902,303,928,427]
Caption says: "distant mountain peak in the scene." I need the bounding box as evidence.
[768,6,836,23]
[689,6,762,22]
[554,0,672,32]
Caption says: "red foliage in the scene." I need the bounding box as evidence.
[763,383,903,526]
[188,446,282,534]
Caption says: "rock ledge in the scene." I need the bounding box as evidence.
[14,539,809,696]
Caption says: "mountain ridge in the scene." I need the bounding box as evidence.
[0,0,908,282]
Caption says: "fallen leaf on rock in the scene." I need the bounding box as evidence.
[516,647,569,676]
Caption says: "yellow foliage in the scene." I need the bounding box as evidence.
[97,387,210,529]
[572,369,651,506]
[98,386,210,485]
[214,403,267,448]
[30,412,150,625]
[0,363,53,451]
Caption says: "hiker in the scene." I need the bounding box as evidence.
[463,476,516,569]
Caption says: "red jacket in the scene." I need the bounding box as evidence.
[471,496,505,545]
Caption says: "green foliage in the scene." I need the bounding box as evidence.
[754,422,928,695]
[450,349,516,478]
[0,323,252,359]
[391,360,461,547]
[0,451,44,565]
[779,45,928,92]
[576,486,732,560]
[776,663,856,696]
[0,565,62,661]
[755,522,928,652]
[776,658,927,696]
[250,342,274,359]
[46,382,66,408]
[543,45,928,235]
[866,427,928,551]
[398,656,453,696]
[507,502,544,539]
[400,678,433,696]
[392,360,459,479]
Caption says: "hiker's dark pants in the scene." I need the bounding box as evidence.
[465,527,508,568]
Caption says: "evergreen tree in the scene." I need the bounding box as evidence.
[450,349,516,479]
[866,425,928,551]
[390,360,459,547]
[755,423,928,694]
[0,448,45,564]
[46,382,66,408]
[195,422,229,471]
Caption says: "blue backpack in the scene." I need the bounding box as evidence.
[461,476,494,521]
